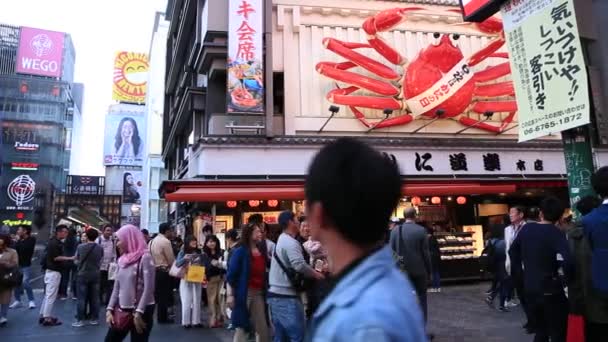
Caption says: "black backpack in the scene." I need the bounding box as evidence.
[479,240,497,273]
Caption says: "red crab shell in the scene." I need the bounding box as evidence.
[404,34,476,118]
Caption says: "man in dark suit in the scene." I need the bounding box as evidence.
[390,207,431,322]
[581,166,608,340]
[510,196,573,342]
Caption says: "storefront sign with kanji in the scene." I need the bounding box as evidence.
[227,0,264,113]
[501,0,589,142]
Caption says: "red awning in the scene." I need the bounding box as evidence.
[163,182,517,202]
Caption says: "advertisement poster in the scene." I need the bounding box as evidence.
[227,0,264,113]
[112,51,149,104]
[122,171,143,204]
[3,174,36,210]
[15,27,65,78]
[501,0,589,142]
[67,175,104,195]
[103,113,146,166]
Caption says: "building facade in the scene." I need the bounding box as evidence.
[141,12,170,233]
[0,23,79,232]
[159,0,608,235]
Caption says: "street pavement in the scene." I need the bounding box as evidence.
[3,279,530,341]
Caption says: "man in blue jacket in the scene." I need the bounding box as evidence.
[304,137,426,342]
[582,166,608,340]
[510,196,573,342]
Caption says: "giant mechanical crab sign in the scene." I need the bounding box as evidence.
[315,7,516,133]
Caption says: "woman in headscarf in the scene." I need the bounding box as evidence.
[105,225,156,342]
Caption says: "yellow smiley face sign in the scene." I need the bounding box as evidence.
[112,51,149,103]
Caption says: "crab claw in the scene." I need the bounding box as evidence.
[446,9,503,35]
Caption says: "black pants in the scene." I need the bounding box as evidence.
[59,264,77,297]
[100,270,115,305]
[526,293,568,342]
[104,305,155,342]
[408,273,428,323]
[586,321,608,342]
[154,269,173,322]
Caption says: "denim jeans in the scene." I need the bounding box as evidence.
[77,277,100,321]
[267,296,305,342]
[14,266,35,302]
[0,303,8,319]
[431,270,441,289]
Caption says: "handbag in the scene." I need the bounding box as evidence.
[0,266,23,288]
[566,314,585,342]
[169,261,186,278]
[185,265,206,283]
[108,262,118,281]
[112,258,141,331]
[273,250,307,293]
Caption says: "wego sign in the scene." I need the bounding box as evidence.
[15,27,65,78]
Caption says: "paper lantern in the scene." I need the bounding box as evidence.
[431,196,441,204]
[20,83,28,93]
[456,196,467,205]
[226,201,237,208]
[268,199,279,207]
[248,200,260,207]
[411,196,421,206]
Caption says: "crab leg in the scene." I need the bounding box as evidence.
[327,87,402,110]
[474,81,515,98]
[468,36,506,67]
[361,7,424,65]
[350,105,413,129]
[323,38,399,79]
[459,111,516,133]
[474,62,511,82]
[316,62,400,96]
[471,100,517,113]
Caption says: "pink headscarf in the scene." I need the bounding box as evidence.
[116,224,147,268]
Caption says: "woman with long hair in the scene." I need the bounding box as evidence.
[122,173,140,203]
[175,236,208,329]
[114,117,143,159]
[203,234,225,328]
[0,234,18,326]
[105,225,155,342]
[227,224,270,342]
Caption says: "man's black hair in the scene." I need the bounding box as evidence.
[55,224,69,234]
[85,229,99,242]
[305,137,401,247]
[539,196,565,223]
[226,229,239,241]
[527,207,541,221]
[575,195,601,216]
[511,205,526,215]
[202,224,213,233]
[19,224,32,235]
[141,229,149,236]
[592,166,608,198]
[159,222,173,235]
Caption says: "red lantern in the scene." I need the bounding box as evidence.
[226,201,237,208]
[248,200,260,207]
[411,196,421,206]
[431,196,441,205]
[16,212,25,219]
[268,199,278,208]
[52,86,60,96]
[20,82,28,93]
[457,196,467,205]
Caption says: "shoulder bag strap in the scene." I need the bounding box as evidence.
[133,258,142,307]
[273,249,292,274]
[78,244,95,271]
[398,224,404,256]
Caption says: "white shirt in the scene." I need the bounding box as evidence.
[505,221,525,275]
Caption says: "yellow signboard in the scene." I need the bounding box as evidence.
[502,0,589,142]
[112,51,149,104]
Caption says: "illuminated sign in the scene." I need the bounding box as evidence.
[112,51,149,103]
[14,141,40,152]
[7,175,36,208]
[2,219,32,227]
[11,162,39,171]
[459,0,508,22]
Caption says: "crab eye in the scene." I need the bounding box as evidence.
[452,34,460,40]
[449,34,461,46]
[431,32,441,46]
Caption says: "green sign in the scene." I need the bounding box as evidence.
[502,0,590,142]
[562,128,595,218]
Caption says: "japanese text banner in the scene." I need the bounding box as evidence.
[227,0,265,113]
[502,0,589,142]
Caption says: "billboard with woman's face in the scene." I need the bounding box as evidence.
[103,113,145,166]
[122,171,143,204]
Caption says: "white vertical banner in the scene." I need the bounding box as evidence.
[227,0,265,113]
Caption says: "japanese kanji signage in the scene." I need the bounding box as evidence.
[227,0,264,113]
[501,0,589,142]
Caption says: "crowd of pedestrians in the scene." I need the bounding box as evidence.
[1,138,608,342]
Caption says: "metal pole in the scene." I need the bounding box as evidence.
[264,0,274,138]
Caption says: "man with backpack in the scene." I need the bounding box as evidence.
[389,207,431,323]
[581,166,608,340]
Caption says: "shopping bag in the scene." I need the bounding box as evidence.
[185,265,206,283]
[169,261,186,278]
[566,314,585,342]
[108,262,119,281]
